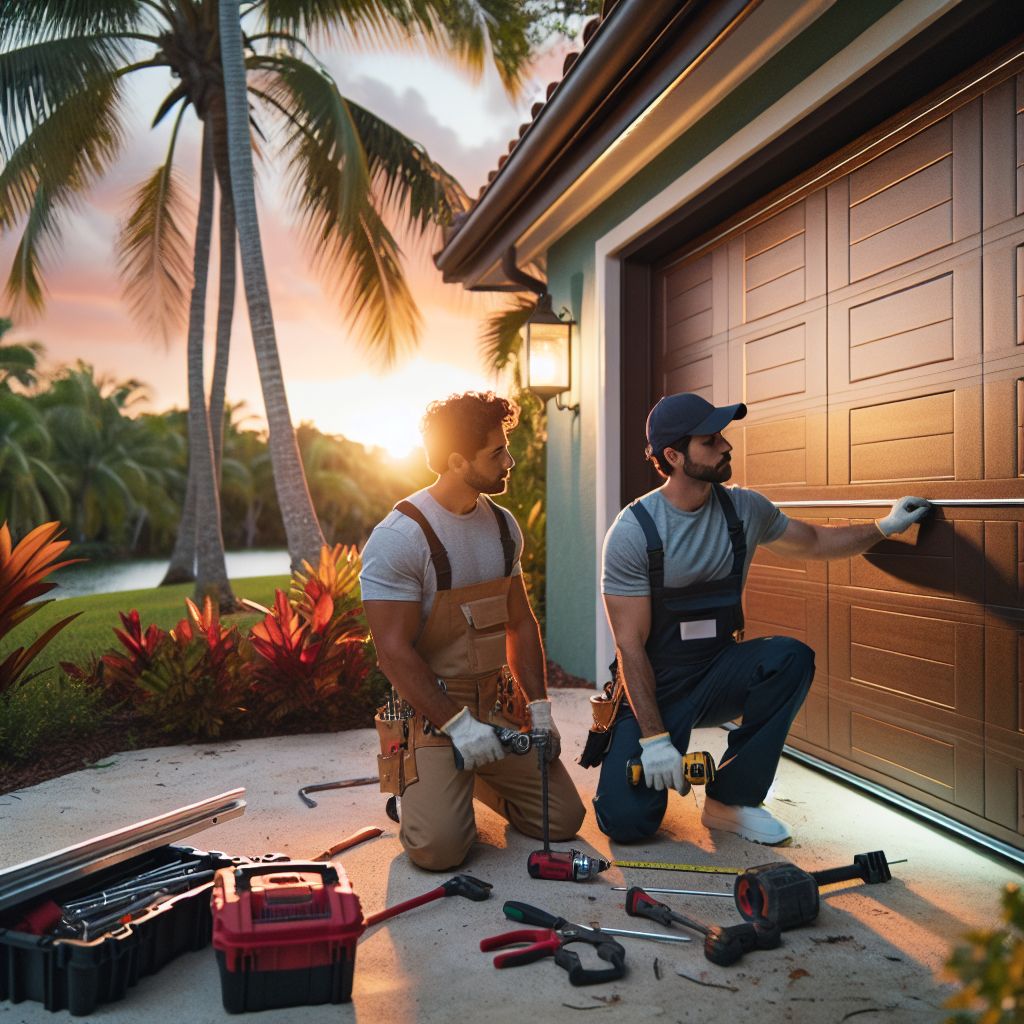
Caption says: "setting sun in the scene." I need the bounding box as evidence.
[286,357,500,458]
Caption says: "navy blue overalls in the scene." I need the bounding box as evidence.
[592,484,816,843]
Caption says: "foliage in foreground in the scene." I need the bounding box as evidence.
[946,882,1024,1022]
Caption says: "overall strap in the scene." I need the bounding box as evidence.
[712,484,746,577]
[394,501,452,591]
[485,498,516,577]
[628,500,664,591]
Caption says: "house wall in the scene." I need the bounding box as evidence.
[544,0,905,679]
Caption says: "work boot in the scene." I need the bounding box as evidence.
[700,797,791,845]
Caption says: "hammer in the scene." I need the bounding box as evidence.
[363,874,493,927]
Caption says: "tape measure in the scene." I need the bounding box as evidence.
[612,860,742,875]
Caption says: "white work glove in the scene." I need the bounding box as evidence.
[639,733,686,793]
[441,707,506,771]
[876,496,932,537]
[528,699,560,761]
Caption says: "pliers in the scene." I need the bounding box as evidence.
[480,901,627,986]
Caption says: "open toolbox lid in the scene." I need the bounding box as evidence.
[0,788,245,912]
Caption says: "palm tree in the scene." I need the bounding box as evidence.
[1,0,534,572]
[0,317,42,390]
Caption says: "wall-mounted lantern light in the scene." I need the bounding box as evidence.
[525,293,577,413]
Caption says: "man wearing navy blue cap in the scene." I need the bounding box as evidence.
[594,392,931,845]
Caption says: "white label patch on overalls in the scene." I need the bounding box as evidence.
[679,620,716,641]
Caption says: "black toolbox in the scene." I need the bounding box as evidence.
[0,789,246,1016]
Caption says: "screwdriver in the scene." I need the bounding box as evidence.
[626,886,780,966]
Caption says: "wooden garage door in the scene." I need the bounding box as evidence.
[650,72,1024,850]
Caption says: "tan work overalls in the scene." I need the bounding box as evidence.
[374,497,584,871]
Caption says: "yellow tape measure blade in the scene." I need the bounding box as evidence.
[612,860,740,875]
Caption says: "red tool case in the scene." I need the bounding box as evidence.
[0,790,247,1016]
[212,860,364,1012]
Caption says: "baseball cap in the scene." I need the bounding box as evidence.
[646,393,747,452]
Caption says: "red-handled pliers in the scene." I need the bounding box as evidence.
[481,928,562,968]
[480,923,626,985]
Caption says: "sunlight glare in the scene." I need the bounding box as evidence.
[287,358,496,459]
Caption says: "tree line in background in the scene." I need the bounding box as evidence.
[0,328,431,558]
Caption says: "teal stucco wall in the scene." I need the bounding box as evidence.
[542,0,902,679]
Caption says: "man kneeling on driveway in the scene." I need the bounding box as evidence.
[594,392,931,846]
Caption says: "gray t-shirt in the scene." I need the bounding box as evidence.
[601,486,789,596]
[359,488,524,623]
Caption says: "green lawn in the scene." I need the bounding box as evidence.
[1,575,291,671]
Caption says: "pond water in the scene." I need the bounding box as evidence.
[48,550,291,599]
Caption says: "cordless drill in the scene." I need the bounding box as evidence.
[625,750,717,787]
[527,733,610,882]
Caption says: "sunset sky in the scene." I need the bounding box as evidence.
[1,31,575,457]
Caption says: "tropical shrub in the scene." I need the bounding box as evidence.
[249,545,373,726]
[946,882,1024,1022]
[132,598,252,740]
[0,521,80,693]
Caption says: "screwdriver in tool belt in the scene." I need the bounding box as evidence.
[626,887,780,966]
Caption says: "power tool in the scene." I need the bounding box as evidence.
[527,733,610,882]
[453,725,532,769]
[625,886,780,966]
[734,850,894,931]
[625,750,717,787]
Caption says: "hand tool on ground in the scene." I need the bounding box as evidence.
[311,826,384,861]
[453,724,532,770]
[626,886,780,966]
[362,874,492,928]
[527,733,610,882]
[492,901,626,984]
[505,899,686,949]
[611,885,732,898]
[625,750,717,787]
[734,851,901,931]
[298,776,380,808]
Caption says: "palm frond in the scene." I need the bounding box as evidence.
[0,1,146,45]
[479,296,533,374]
[252,53,370,236]
[262,0,441,53]
[1,76,126,310]
[308,197,421,365]
[0,35,136,157]
[116,158,195,340]
[347,99,468,230]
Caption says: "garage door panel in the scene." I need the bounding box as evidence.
[828,680,984,811]
[984,725,1024,834]
[828,382,983,485]
[985,615,1024,834]
[731,192,826,327]
[832,591,982,716]
[1018,73,1024,217]
[829,102,981,293]
[745,581,828,747]
[828,255,982,400]
[666,277,712,328]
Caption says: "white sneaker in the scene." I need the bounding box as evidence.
[701,797,791,845]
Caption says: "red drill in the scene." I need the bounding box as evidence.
[527,733,610,882]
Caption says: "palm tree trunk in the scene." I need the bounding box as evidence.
[217,0,325,568]
[209,127,236,478]
[161,465,197,584]
[187,122,235,610]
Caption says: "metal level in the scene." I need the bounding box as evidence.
[0,789,245,912]
[772,499,1024,507]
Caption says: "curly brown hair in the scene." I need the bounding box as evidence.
[421,391,520,474]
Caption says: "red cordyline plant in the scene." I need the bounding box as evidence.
[76,609,165,703]
[131,597,252,739]
[0,521,81,693]
[249,545,370,723]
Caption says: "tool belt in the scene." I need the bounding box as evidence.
[577,672,625,769]
[374,668,528,796]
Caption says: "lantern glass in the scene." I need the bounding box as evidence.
[527,320,571,399]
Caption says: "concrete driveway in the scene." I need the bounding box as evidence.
[0,689,1019,1023]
